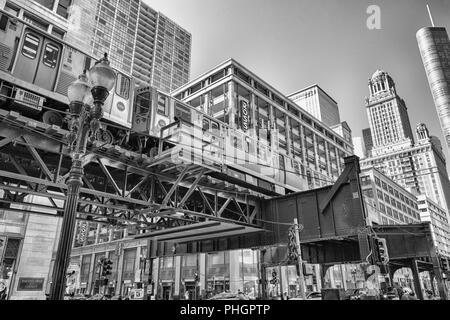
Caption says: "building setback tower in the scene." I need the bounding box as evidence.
[365,70,414,156]
[416,27,450,152]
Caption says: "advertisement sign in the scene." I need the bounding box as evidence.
[17,278,45,291]
[78,222,87,244]
[239,97,250,132]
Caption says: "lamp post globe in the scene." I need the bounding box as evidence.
[67,71,91,115]
[49,53,115,300]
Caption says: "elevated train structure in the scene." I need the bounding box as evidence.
[0,8,350,198]
[3,8,448,299]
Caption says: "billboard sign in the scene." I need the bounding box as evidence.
[239,97,250,132]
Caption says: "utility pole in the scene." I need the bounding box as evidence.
[293,218,307,299]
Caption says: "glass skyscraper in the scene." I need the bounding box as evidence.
[417,27,450,153]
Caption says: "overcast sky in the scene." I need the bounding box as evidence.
[145,0,450,172]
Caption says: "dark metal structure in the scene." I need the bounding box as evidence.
[1,108,449,299]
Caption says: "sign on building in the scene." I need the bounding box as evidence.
[78,222,88,244]
[239,97,250,132]
[17,278,45,291]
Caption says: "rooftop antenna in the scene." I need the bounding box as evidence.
[427,4,435,27]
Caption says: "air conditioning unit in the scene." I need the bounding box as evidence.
[13,88,44,111]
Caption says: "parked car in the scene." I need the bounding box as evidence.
[88,293,106,300]
[290,291,322,300]
[380,287,400,300]
[306,291,322,300]
[208,292,250,300]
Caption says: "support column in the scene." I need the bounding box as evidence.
[199,253,206,299]
[410,259,424,300]
[259,250,267,299]
[340,265,348,290]
[115,248,124,296]
[229,250,241,293]
[86,253,96,295]
[174,255,181,299]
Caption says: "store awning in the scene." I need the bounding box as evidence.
[134,221,264,243]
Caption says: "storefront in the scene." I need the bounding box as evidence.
[121,248,137,296]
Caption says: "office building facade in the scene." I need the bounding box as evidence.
[172,59,354,190]
[417,27,450,152]
[360,167,422,226]
[361,123,450,213]
[288,84,341,127]
[1,0,192,90]
[417,194,450,258]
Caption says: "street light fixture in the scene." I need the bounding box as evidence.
[49,53,116,300]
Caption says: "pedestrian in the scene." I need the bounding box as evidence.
[0,281,7,300]
[184,290,190,300]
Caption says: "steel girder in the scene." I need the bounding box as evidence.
[0,111,262,232]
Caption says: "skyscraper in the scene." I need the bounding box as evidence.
[2,0,192,91]
[133,3,191,92]
[416,26,450,153]
[365,70,414,156]
[361,70,450,213]
[362,128,373,156]
[288,84,341,127]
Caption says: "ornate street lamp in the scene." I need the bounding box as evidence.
[49,53,116,300]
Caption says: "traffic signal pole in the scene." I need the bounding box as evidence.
[294,218,307,300]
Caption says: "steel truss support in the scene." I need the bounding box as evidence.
[0,112,262,231]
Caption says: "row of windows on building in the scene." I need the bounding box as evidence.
[174,66,350,152]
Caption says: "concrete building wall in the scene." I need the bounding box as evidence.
[9,213,61,300]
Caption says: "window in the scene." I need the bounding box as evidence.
[34,0,55,10]
[42,43,59,68]
[4,3,20,17]
[22,33,40,59]
[115,73,130,99]
[51,28,65,39]
[56,0,72,18]
[157,94,167,115]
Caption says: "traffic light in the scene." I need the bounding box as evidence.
[102,259,113,277]
[440,257,449,273]
[269,271,278,284]
[194,272,199,283]
[287,227,299,263]
[374,237,389,265]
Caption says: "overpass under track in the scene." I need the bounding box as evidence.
[143,156,449,299]
[1,111,448,299]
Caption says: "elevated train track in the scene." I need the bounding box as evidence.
[0,108,264,235]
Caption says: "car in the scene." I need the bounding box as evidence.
[343,288,368,300]
[306,291,322,300]
[208,292,250,300]
[289,291,322,300]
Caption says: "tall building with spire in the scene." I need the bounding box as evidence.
[361,70,450,214]
[416,26,450,153]
[365,70,414,156]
